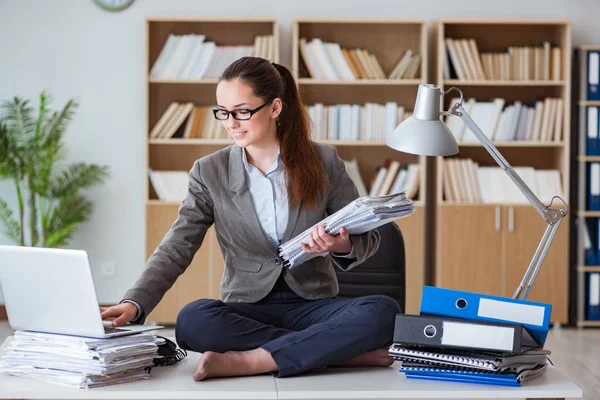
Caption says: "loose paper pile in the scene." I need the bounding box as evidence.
[279,192,415,268]
[0,330,161,388]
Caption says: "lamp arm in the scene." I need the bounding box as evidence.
[455,105,548,217]
[453,104,568,300]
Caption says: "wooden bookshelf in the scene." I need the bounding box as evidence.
[433,19,571,323]
[292,18,428,315]
[444,80,566,86]
[145,17,279,324]
[573,45,600,327]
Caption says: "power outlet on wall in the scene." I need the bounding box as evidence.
[99,261,116,277]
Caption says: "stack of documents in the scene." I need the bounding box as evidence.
[390,344,549,386]
[390,287,552,387]
[0,331,160,388]
[278,192,415,268]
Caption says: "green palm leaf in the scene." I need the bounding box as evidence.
[41,99,77,150]
[0,117,26,180]
[0,198,21,244]
[32,96,75,196]
[45,194,93,248]
[34,91,51,143]
[49,163,110,198]
[1,97,36,149]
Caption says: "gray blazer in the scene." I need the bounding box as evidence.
[124,143,380,321]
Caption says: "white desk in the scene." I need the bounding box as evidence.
[0,337,582,400]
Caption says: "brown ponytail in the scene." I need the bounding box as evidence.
[220,57,328,210]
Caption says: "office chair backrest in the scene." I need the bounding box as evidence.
[334,222,406,312]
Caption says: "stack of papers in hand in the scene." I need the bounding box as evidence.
[0,330,160,388]
[279,192,415,268]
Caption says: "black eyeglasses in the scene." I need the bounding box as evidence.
[213,100,272,121]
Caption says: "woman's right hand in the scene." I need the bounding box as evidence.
[100,302,138,327]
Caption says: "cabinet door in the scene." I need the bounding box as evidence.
[503,206,568,323]
[145,204,222,324]
[395,206,425,315]
[436,205,504,296]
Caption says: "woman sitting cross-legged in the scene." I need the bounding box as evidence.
[100,56,401,380]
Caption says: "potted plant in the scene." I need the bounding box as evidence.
[0,92,110,247]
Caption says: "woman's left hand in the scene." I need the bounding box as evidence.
[300,224,352,255]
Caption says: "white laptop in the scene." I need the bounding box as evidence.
[0,245,163,338]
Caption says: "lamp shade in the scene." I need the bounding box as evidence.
[386,84,459,156]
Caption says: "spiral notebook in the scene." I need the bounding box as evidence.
[389,344,550,373]
[399,364,548,387]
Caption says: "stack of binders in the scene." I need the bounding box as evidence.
[390,286,552,386]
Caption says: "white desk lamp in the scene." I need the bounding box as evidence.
[387,84,568,300]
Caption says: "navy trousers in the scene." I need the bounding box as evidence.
[175,278,400,377]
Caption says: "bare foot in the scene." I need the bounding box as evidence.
[193,348,277,381]
[335,348,394,368]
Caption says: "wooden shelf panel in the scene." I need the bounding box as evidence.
[147,16,279,23]
[440,18,570,25]
[579,100,600,106]
[577,320,600,327]
[440,85,565,106]
[298,79,422,86]
[578,211,600,217]
[440,202,567,208]
[577,156,600,162]
[147,200,180,207]
[576,266,600,272]
[318,140,389,146]
[444,80,565,86]
[149,78,219,84]
[296,20,425,80]
[149,139,234,145]
[458,141,564,148]
[149,139,399,147]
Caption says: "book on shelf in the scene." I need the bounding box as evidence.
[299,37,419,80]
[150,103,228,140]
[369,161,420,200]
[307,102,411,141]
[444,38,561,81]
[445,97,564,143]
[149,169,189,202]
[150,33,275,80]
[442,158,563,204]
[343,159,368,198]
[579,216,598,266]
[587,272,600,320]
[588,51,600,100]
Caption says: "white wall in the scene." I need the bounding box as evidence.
[0,0,598,305]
